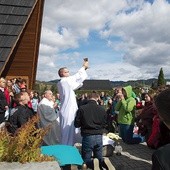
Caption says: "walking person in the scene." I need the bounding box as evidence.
[57,59,89,146]
[74,92,115,169]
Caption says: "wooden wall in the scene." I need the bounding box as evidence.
[2,0,44,89]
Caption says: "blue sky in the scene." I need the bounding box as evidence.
[37,0,170,81]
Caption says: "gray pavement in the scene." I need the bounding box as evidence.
[0,141,154,170]
[109,141,155,170]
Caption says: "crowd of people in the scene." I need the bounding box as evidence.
[0,59,170,169]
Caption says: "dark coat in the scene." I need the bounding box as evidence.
[7,104,34,134]
[137,101,157,140]
[152,144,170,170]
[0,90,8,113]
[74,100,107,136]
[138,101,156,128]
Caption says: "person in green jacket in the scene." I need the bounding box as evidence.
[115,85,142,144]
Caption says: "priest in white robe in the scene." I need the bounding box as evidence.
[57,59,89,145]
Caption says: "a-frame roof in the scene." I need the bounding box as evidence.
[80,80,113,91]
[0,0,44,89]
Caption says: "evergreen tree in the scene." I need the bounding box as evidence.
[157,68,166,87]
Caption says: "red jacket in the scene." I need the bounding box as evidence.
[4,88,10,105]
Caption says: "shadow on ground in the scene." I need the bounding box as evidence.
[109,140,155,170]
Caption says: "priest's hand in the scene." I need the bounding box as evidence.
[83,58,89,70]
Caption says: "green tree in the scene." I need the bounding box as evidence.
[51,84,57,94]
[33,83,40,91]
[157,68,166,87]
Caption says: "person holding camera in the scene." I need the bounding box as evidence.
[115,85,143,144]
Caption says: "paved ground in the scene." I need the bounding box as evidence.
[0,161,61,170]
[109,140,155,170]
[65,140,155,170]
[0,140,154,170]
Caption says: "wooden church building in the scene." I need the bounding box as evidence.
[0,0,44,89]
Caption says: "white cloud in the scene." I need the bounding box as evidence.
[37,0,170,82]
[87,62,153,81]
[102,0,170,67]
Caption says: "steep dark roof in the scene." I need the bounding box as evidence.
[0,0,36,68]
[80,80,113,90]
[0,0,44,88]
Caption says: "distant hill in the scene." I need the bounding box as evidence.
[48,79,60,84]
[47,78,158,88]
[111,78,158,87]
[35,78,170,94]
